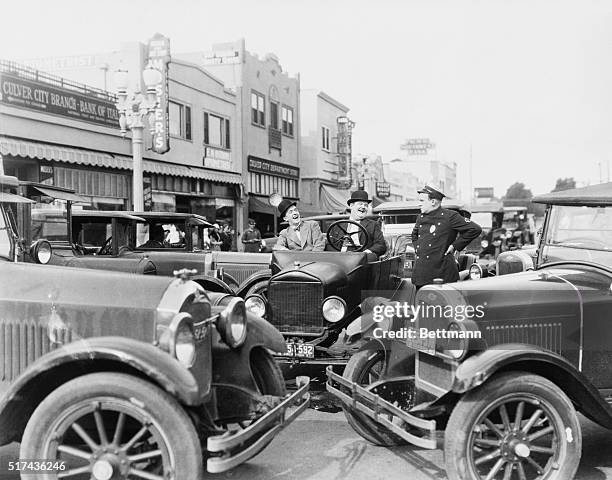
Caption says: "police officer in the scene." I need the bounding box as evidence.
[411,185,482,288]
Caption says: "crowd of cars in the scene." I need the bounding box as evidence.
[2,172,611,480]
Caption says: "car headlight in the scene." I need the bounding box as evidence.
[30,239,52,264]
[217,297,247,348]
[469,264,483,280]
[480,239,489,249]
[322,296,346,323]
[159,312,196,367]
[441,322,468,360]
[505,231,513,239]
[245,294,266,317]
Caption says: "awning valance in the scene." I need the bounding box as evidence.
[248,195,276,215]
[0,137,243,185]
[320,184,350,213]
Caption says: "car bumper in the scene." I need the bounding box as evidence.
[325,366,437,449]
[206,376,310,473]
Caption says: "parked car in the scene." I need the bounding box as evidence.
[0,174,310,477]
[327,181,612,480]
[10,183,272,297]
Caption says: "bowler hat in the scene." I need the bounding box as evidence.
[347,190,372,206]
[417,184,446,201]
[277,199,297,218]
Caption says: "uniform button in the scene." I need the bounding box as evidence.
[429,244,431,247]
[426,255,429,259]
[441,213,444,215]
[437,222,440,225]
[416,256,420,259]
[433,233,436,236]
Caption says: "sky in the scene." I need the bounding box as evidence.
[2,0,612,199]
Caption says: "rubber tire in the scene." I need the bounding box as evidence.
[444,371,582,480]
[20,372,203,479]
[342,349,408,446]
[245,280,269,299]
[250,347,286,396]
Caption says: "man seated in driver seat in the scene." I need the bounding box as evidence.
[137,224,165,249]
[342,190,387,260]
[273,199,326,251]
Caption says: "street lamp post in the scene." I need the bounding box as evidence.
[113,64,162,211]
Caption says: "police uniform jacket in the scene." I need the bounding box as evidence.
[411,207,482,286]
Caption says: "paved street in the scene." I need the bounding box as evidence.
[1,408,612,479]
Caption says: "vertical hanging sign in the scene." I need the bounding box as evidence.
[147,33,171,154]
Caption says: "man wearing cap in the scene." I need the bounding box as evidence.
[341,190,387,260]
[274,199,325,251]
[241,218,262,253]
[411,185,482,287]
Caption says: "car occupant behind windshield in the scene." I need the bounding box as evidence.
[411,184,482,288]
[138,224,165,248]
[241,218,262,253]
[342,190,387,261]
[273,199,325,251]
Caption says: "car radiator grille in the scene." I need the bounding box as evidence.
[482,322,562,354]
[0,320,73,381]
[268,281,325,334]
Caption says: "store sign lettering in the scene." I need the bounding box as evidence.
[0,73,119,127]
[248,156,299,179]
[148,34,171,154]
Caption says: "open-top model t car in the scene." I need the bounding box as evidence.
[327,181,612,480]
[0,174,310,477]
[244,216,404,377]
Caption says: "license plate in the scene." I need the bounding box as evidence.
[405,328,436,355]
[279,342,315,358]
[193,323,208,343]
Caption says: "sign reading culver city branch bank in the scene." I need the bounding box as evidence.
[148,33,171,154]
[0,73,119,128]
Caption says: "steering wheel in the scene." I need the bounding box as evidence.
[326,220,370,252]
[98,236,112,255]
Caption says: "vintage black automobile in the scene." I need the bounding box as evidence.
[0,174,310,477]
[11,188,272,297]
[327,181,612,480]
[244,217,404,376]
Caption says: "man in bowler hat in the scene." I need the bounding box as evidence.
[273,199,326,251]
[341,190,387,260]
[411,185,482,287]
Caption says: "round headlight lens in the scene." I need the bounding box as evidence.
[505,231,513,239]
[322,297,346,323]
[480,239,489,249]
[443,323,467,360]
[31,240,52,264]
[245,295,266,317]
[218,297,247,348]
[175,322,196,367]
[469,264,483,280]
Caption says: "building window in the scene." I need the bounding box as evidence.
[282,106,294,137]
[322,126,330,151]
[270,101,279,130]
[169,101,192,140]
[204,112,231,149]
[251,91,265,126]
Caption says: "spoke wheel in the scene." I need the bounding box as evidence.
[445,372,581,480]
[20,373,202,480]
[342,348,411,446]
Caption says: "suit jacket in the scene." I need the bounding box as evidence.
[411,207,482,286]
[274,220,326,251]
[343,218,387,258]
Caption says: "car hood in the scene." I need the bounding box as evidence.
[129,251,205,276]
[272,261,346,287]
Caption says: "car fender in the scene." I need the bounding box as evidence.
[212,313,285,389]
[452,344,612,428]
[357,337,416,377]
[192,275,235,295]
[236,270,271,297]
[0,336,201,445]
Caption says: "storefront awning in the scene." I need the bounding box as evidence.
[0,192,35,204]
[0,137,243,185]
[248,195,276,215]
[320,184,351,213]
[30,185,89,203]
